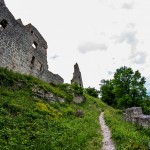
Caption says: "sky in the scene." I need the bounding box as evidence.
[5,0,150,90]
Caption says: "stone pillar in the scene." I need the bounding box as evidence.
[71,63,83,87]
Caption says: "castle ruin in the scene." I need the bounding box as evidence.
[71,63,83,87]
[124,107,150,128]
[0,0,64,84]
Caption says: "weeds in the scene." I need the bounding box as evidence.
[104,108,150,150]
[0,68,102,149]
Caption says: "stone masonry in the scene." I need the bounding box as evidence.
[71,63,83,87]
[0,0,63,84]
[124,107,150,128]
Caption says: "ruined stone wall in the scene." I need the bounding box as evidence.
[124,107,150,128]
[71,63,83,87]
[0,1,63,84]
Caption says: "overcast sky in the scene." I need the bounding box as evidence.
[5,0,150,90]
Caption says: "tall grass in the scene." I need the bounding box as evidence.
[104,108,150,150]
[0,68,102,149]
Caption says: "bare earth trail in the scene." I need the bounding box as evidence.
[99,112,116,150]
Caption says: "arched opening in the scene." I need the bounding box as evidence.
[0,19,8,31]
[30,56,35,69]
[32,41,38,49]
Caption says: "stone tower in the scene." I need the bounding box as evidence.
[71,63,83,87]
[0,0,63,84]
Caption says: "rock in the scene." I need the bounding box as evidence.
[32,88,45,99]
[44,93,57,102]
[75,110,84,117]
[73,96,83,104]
[71,63,83,87]
[32,87,65,103]
[124,107,150,128]
[58,97,65,103]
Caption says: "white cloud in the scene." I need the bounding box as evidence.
[78,42,108,54]
[130,51,147,65]
[108,71,114,76]
[99,0,134,10]
[122,1,134,10]
[6,0,150,89]
[126,23,136,29]
[114,31,139,51]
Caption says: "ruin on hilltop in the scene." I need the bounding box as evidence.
[0,0,64,84]
[71,63,83,87]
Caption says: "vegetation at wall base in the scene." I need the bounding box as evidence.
[104,107,150,150]
[99,66,150,149]
[0,67,150,149]
[0,68,102,150]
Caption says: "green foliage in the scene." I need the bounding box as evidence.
[1,67,149,149]
[58,83,85,102]
[71,82,84,96]
[100,80,116,106]
[0,68,102,149]
[140,96,150,114]
[85,87,99,98]
[100,66,148,111]
[113,67,147,108]
[104,108,150,150]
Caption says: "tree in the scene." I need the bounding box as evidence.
[85,87,99,98]
[100,66,147,109]
[113,66,147,108]
[100,80,116,106]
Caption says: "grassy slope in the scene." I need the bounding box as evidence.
[89,96,150,149]
[0,68,150,150]
[103,108,150,150]
[0,68,102,150]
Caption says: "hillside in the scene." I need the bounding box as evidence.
[0,68,103,150]
[0,68,150,150]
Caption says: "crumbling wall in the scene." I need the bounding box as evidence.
[124,107,150,128]
[0,0,63,84]
[71,63,83,87]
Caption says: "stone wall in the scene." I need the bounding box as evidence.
[124,107,150,128]
[71,63,83,87]
[0,0,63,84]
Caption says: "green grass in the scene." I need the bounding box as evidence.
[104,108,150,150]
[0,68,102,150]
[0,68,150,150]
[85,90,150,149]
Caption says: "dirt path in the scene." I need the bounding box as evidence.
[99,112,116,150]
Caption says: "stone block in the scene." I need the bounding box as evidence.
[124,107,150,128]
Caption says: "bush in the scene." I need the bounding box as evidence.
[85,87,99,98]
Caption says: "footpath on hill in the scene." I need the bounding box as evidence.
[99,112,116,150]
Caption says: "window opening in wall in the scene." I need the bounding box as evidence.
[30,56,35,69]
[31,30,33,34]
[32,41,38,49]
[0,19,8,31]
